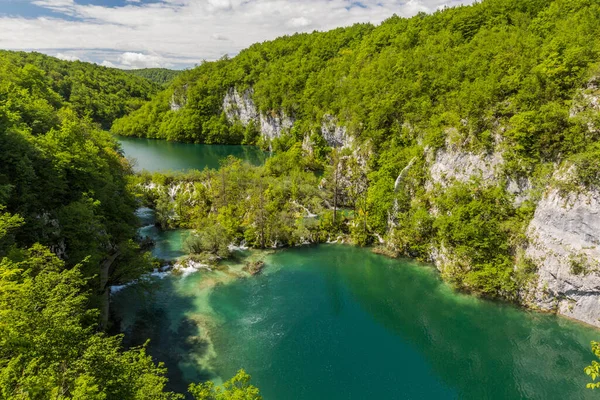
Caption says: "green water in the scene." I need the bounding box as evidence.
[117,136,267,172]
[112,245,599,399]
[135,207,191,260]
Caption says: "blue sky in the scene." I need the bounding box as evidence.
[0,0,473,69]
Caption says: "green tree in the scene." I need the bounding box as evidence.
[188,370,261,400]
[585,341,600,389]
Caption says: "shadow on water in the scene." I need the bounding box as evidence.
[110,277,215,395]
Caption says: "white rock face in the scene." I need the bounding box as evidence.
[426,146,532,204]
[429,147,502,187]
[525,188,600,327]
[321,114,352,148]
[259,112,294,141]
[222,87,294,141]
[222,88,259,125]
[170,84,188,111]
[170,95,183,111]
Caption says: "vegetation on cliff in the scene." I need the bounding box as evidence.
[3,0,600,396]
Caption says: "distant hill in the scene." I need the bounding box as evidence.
[0,50,161,128]
[125,68,182,85]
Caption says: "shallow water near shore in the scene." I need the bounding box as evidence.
[112,243,599,399]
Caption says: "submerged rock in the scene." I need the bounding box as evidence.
[243,260,265,275]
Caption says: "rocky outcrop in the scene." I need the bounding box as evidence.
[222,88,259,125]
[428,147,502,188]
[425,145,532,205]
[222,88,352,147]
[321,114,352,148]
[170,84,188,111]
[259,111,295,141]
[525,187,600,327]
[222,87,294,141]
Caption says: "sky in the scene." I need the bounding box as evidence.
[0,0,474,70]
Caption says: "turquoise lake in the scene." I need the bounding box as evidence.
[117,136,267,172]
[111,245,599,399]
[114,137,600,399]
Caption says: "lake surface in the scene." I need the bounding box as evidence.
[112,244,600,399]
[136,207,191,260]
[116,139,599,398]
[117,136,267,172]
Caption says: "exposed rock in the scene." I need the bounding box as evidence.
[170,84,188,111]
[222,87,294,141]
[301,134,314,157]
[525,187,600,327]
[507,177,533,206]
[259,112,294,141]
[426,146,532,204]
[428,147,502,188]
[223,87,259,125]
[321,114,352,148]
[319,147,369,209]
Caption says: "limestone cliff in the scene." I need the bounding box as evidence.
[423,144,600,326]
[222,87,294,142]
[524,186,600,326]
[222,88,353,147]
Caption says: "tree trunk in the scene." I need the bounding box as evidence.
[99,250,120,331]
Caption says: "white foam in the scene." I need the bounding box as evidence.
[110,266,171,295]
[174,260,212,277]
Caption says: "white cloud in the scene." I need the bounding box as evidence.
[288,17,311,28]
[100,60,117,68]
[55,52,79,61]
[0,0,475,69]
[117,52,168,69]
[211,33,230,41]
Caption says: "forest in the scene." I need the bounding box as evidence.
[115,0,600,298]
[0,51,259,398]
[2,0,600,397]
[125,68,182,86]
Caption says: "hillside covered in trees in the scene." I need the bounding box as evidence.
[2,0,600,397]
[0,51,260,398]
[126,68,182,85]
[115,0,600,305]
[0,51,161,128]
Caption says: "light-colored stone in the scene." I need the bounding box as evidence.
[321,114,352,148]
[525,187,600,327]
[429,147,502,188]
[222,87,259,125]
[259,112,294,141]
[170,84,188,111]
[222,87,294,141]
